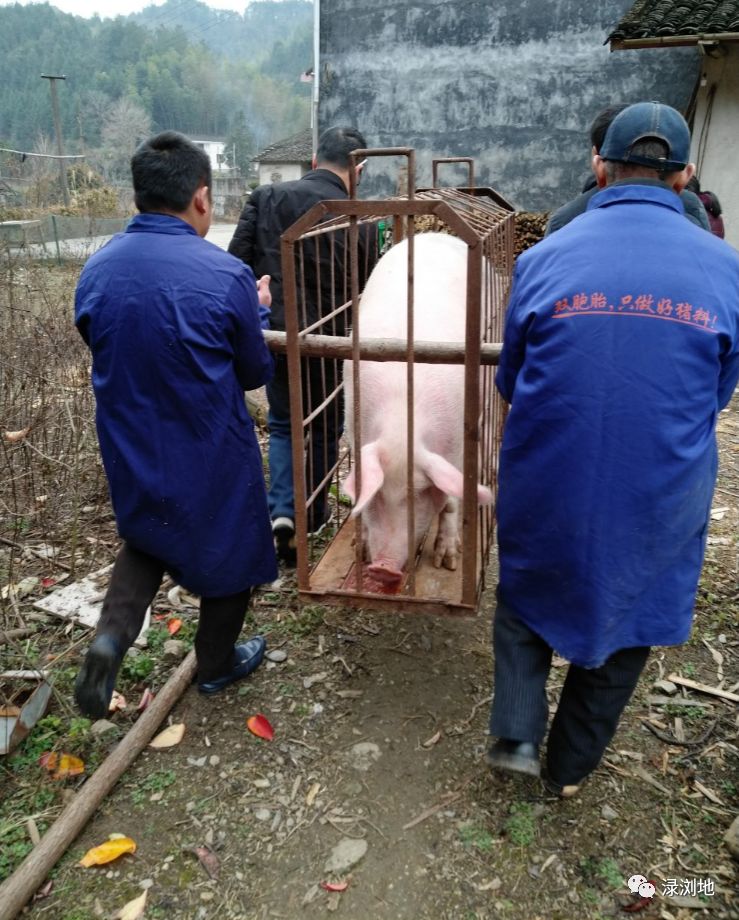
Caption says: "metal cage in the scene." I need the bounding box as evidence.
[273,148,515,615]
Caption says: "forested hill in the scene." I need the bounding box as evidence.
[133,0,312,64]
[0,0,312,178]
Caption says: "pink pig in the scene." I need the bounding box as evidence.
[342,232,493,589]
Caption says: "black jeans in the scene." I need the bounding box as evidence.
[96,542,251,682]
[489,595,649,785]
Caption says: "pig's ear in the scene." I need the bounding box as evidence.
[422,452,494,505]
[348,442,385,516]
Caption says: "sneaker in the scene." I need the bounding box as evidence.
[74,634,124,719]
[486,739,541,777]
[198,636,266,694]
[272,516,296,566]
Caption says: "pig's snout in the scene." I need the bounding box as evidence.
[367,561,404,590]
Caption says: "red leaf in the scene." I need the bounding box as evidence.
[246,714,274,741]
[167,618,182,636]
[320,881,349,892]
[190,845,220,879]
[41,577,57,589]
[136,687,154,712]
[153,613,168,621]
[38,752,57,770]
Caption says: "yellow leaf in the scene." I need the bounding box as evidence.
[79,836,136,867]
[149,723,185,749]
[53,753,85,780]
[115,890,147,920]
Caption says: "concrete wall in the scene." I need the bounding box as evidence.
[319,0,699,211]
[691,44,739,248]
[258,162,308,185]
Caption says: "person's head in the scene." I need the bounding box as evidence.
[131,131,212,236]
[594,101,695,192]
[314,125,367,189]
[685,175,701,194]
[589,103,630,153]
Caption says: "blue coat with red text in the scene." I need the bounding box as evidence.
[75,213,277,596]
[496,182,739,667]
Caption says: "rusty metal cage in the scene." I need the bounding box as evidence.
[272,148,515,616]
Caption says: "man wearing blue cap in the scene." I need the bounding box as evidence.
[487,102,739,796]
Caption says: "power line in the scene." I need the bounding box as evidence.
[0,147,86,160]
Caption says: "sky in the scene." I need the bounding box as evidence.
[0,0,255,17]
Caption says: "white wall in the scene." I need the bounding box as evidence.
[258,162,306,185]
[691,44,739,249]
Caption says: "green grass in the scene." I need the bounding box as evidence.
[130,768,177,806]
[458,823,495,852]
[503,802,535,847]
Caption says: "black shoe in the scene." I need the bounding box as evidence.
[541,770,582,798]
[198,636,266,694]
[75,634,124,719]
[272,517,296,566]
[486,739,541,777]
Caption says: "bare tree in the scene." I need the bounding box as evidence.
[101,98,151,180]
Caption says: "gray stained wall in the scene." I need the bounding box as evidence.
[319,0,699,211]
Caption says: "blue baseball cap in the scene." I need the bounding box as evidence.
[599,102,691,173]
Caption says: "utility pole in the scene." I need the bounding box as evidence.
[41,73,70,207]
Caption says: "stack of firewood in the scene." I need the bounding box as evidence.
[514,212,549,257]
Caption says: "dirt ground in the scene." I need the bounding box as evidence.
[1,401,734,920]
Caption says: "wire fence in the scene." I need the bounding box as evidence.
[0,215,130,264]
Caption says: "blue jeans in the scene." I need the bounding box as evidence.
[266,354,342,530]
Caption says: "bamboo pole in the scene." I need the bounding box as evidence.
[0,650,197,920]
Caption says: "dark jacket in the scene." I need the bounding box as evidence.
[229,169,377,334]
[545,181,710,236]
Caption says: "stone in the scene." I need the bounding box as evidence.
[652,679,678,695]
[254,808,271,822]
[601,804,618,821]
[265,648,288,663]
[324,837,368,874]
[724,815,739,860]
[90,719,119,737]
[349,741,382,771]
[163,639,187,661]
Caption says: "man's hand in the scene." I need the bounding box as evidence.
[257,274,271,309]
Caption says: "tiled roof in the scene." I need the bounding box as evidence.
[608,0,739,43]
[255,129,313,164]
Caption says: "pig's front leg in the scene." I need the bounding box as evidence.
[433,498,461,570]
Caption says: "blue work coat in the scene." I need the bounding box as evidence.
[75,213,277,596]
[496,183,739,667]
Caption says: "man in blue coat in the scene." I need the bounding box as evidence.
[74,131,278,718]
[487,103,739,795]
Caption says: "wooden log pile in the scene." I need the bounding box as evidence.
[514,212,549,257]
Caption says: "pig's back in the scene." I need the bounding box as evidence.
[357,233,468,341]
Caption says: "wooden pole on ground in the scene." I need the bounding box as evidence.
[0,650,197,920]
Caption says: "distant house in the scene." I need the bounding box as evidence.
[190,137,232,174]
[607,0,739,246]
[254,129,312,185]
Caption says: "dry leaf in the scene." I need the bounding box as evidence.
[320,880,349,892]
[149,723,186,748]
[167,617,182,636]
[79,836,136,867]
[109,691,127,712]
[114,890,147,920]
[422,730,442,749]
[39,752,85,780]
[136,687,155,712]
[4,427,30,443]
[305,782,321,806]
[33,880,53,901]
[191,845,220,879]
[246,714,274,741]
